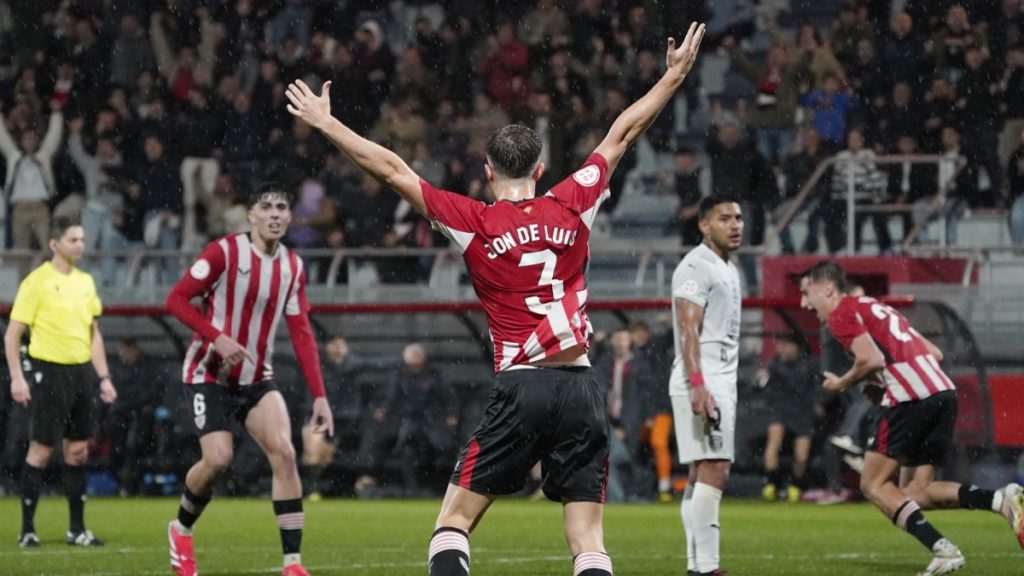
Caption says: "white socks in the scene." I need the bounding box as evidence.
[690,482,723,573]
[680,485,696,572]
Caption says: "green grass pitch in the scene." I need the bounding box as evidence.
[0,497,1020,575]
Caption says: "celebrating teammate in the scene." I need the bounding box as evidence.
[669,195,743,576]
[164,185,333,576]
[800,261,1024,575]
[286,21,705,576]
[6,216,116,548]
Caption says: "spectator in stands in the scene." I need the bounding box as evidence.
[888,134,938,245]
[1009,127,1024,246]
[922,76,961,154]
[0,102,64,254]
[353,20,394,126]
[371,344,457,495]
[371,96,427,163]
[929,4,986,83]
[957,45,1003,206]
[883,12,927,93]
[830,4,875,69]
[301,335,392,497]
[629,320,674,503]
[475,21,529,111]
[800,73,853,151]
[519,0,570,48]
[847,39,890,137]
[756,331,819,503]
[795,23,847,90]
[1000,47,1024,181]
[912,125,976,245]
[110,14,156,88]
[706,113,778,292]
[106,339,163,496]
[878,82,921,147]
[668,146,704,247]
[779,126,829,254]
[723,35,810,165]
[133,133,182,283]
[597,329,645,503]
[467,92,509,145]
[826,127,892,254]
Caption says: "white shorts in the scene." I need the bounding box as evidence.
[670,393,737,465]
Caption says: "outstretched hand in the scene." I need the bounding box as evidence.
[666,22,706,79]
[285,80,333,131]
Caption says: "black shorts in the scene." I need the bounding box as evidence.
[450,366,610,503]
[766,398,815,437]
[28,358,95,445]
[868,390,957,467]
[185,381,279,437]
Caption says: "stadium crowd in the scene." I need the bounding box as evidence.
[2,1,1024,289]
[0,0,1012,499]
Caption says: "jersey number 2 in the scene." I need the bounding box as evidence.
[870,303,912,343]
[519,250,564,314]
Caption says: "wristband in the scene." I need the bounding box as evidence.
[689,372,705,388]
[98,375,111,382]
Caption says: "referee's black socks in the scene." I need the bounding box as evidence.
[20,464,43,535]
[428,527,470,576]
[64,465,87,533]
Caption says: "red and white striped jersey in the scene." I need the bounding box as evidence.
[422,153,611,372]
[167,233,322,390]
[828,295,956,407]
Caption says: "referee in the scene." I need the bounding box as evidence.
[4,216,116,548]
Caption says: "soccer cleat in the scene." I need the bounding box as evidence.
[168,521,197,576]
[658,490,674,504]
[787,485,802,503]
[829,435,864,455]
[761,483,777,502]
[66,529,104,547]
[17,532,40,548]
[1000,483,1024,548]
[920,539,965,575]
[282,563,310,576]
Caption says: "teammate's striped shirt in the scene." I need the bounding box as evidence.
[421,153,610,372]
[165,233,325,396]
[828,295,955,407]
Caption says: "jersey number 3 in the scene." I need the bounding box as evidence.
[519,249,564,314]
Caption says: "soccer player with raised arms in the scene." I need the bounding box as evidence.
[800,261,1024,575]
[669,195,744,576]
[164,185,334,576]
[285,22,705,576]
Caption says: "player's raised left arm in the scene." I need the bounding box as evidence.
[285,79,425,216]
[594,22,704,176]
[823,333,885,392]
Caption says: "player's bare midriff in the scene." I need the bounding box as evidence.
[531,343,588,366]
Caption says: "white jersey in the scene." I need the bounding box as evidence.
[669,243,742,399]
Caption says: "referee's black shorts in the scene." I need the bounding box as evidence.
[868,390,958,467]
[28,357,95,445]
[450,366,610,503]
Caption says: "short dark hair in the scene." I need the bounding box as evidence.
[247,181,295,209]
[485,124,542,179]
[49,215,81,240]
[800,261,848,293]
[698,194,739,219]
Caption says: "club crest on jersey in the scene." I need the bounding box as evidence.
[573,165,600,187]
[195,415,206,429]
[190,258,211,280]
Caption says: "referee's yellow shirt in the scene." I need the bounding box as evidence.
[10,262,102,365]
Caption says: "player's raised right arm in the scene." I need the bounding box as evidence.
[594,22,704,176]
[285,79,426,216]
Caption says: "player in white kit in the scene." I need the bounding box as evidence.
[669,195,743,576]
